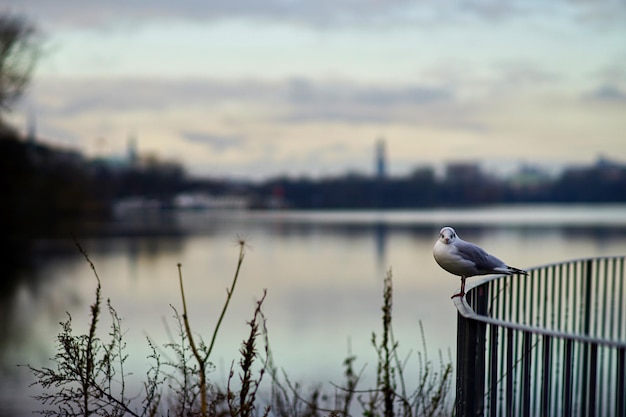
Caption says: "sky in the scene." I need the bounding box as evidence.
[3,0,626,179]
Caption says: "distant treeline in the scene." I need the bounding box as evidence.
[2,131,626,237]
[0,130,187,237]
[256,163,626,209]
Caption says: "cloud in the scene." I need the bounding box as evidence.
[353,86,453,106]
[30,77,457,126]
[5,0,626,31]
[495,62,560,87]
[585,84,626,103]
[181,131,246,152]
[279,78,455,124]
[30,78,274,117]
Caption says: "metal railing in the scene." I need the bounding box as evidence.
[453,256,626,417]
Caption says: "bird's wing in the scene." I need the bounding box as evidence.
[454,239,505,273]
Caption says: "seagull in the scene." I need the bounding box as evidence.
[433,226,528,299]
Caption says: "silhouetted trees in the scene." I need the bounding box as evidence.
[0,131,105,237]
[0,13,39,118]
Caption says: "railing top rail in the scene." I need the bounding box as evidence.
[453,255,626,348]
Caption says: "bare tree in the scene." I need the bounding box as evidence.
[0,13,39,121]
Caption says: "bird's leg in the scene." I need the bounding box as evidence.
[451,276,466,299]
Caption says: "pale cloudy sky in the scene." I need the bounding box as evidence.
[4,0,626,179]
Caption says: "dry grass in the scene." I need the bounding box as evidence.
[26,239,453,417]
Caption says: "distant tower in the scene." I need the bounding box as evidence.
[375,138,386,179]
[127,133,138,166]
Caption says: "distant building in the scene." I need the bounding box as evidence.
[375,138,386,179]
[444,162,482,183]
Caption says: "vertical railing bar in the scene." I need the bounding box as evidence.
[580,260,591,336]
[573,341,580,417]
[563,262,570,334]
[540,335,551,417]
[500,310,509,417]
[550,264,557,331]
[606,347,611,417]
[496,278,503,321]
[521,331,532,417]
[508,270,514,324]
[506,328,514,417]
[537,265,545,416]
[485,281,495,417]
[592,259,601,338]
[532,319,540,414]
[498,320,506,417]
[540,268,547,330]
[609,258,617,340]
[578,260,593,416]
[563,339,573,417]
[549,265,560,417]
[595,344,604,416]
[561,264,571,415]
[573,260,583,413]
[569,262,575,334]
[512,274,519,416]
[556,264,563,333]
[515,269,522,327]
[491,279,497,320]
[579,275,588,416]
[594,258,614,416]
[598,259,603,336]
[618,258,625,342]
[605,259,617,417]
[489,324,498,417]
[526,268,532,328]
[571,261,579,340]
[477,285,489,415]
[602,256,623,417]
[588,343,598,416]
[601,258,609,340]
[617,347,625,417]
[551,337,560,417]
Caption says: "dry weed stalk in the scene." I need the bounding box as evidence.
[26,241,162,417]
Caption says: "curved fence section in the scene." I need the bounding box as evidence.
[453,256,626,417]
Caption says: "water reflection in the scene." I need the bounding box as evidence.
[2,206,626,414]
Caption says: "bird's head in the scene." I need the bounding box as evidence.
[438,227,457,244]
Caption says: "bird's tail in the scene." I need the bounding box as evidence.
[507,266,528,275]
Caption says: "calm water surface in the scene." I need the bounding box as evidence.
[2,205,626,414]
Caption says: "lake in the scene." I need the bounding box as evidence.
[2,204,626,414]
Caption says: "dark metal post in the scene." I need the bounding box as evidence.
[455,285,489,417]
[456,312,468,416]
